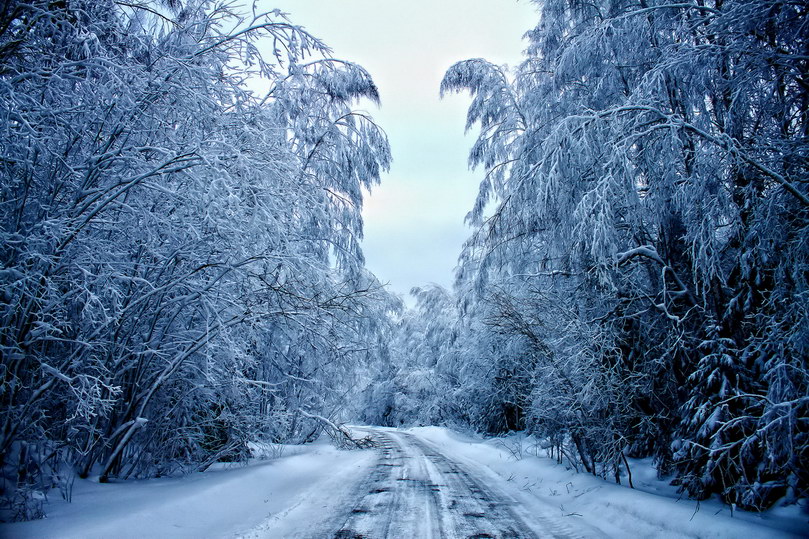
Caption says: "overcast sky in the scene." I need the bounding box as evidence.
[261,0,537,303]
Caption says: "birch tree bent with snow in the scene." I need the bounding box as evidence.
[0,0,391,520]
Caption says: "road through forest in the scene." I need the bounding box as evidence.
[298,428,593,539]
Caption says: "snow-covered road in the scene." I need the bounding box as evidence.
[247,427,594,539]
[330,428,543,538]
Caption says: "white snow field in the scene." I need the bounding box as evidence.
[3,427,805,538]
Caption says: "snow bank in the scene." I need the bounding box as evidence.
[2,438,375,538]
[410,426,808,539]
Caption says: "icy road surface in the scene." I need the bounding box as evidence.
[249,427,593,539]
[329,428,579,538]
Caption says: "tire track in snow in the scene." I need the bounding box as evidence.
[330,428,557,539]
[400,432,593,539]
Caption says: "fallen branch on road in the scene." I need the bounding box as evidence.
[297,409,375,449]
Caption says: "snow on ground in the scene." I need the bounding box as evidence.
[410,426,808,539]
[2,438,376,539]
[2,427,806,538]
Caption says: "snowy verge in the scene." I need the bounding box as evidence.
[409,426,808,539]
[2,438,376,539]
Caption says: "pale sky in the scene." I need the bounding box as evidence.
[260,1,537,302]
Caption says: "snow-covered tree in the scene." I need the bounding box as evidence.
[440,0,807,508]
[0,0,392,519]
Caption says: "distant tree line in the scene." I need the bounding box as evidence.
[361,0,807,512]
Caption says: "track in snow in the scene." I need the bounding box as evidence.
[326,428,566,539]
